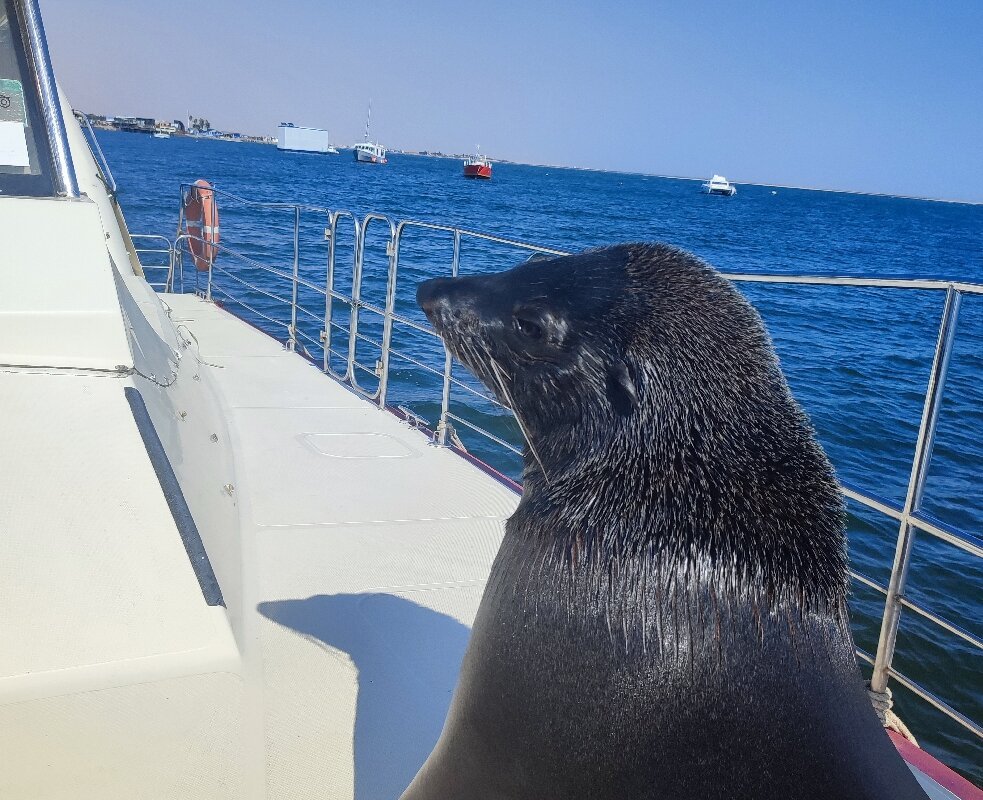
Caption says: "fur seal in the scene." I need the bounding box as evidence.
[404,243,926,799]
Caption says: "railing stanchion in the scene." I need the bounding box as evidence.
[345,214,397,402]
[869,286,962,694]
[205,246,214,302]
[321,212,360,382]
[165,241,174,292]
[437,230,461,446]
[179,188,188,294]
[347,222,365,383]
[173,196,186,294]
[323,212,336,374]
[377,222,399,408]
[288,205,300,351]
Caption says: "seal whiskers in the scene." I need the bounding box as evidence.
[488,355,551,485]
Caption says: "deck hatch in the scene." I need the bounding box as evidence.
[300,431,417,459]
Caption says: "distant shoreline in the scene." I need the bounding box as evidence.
[96,128,982,206]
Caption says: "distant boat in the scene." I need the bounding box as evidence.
[463,147,492,179]
[354,102,387,164]
[152,131,170,139]
[354,141,386,163]
[277,123,339,155]
[702,174,737,196]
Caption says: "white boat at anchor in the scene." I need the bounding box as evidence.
[354,140,386,163]
[1,1,980,798]
[353,101,387,163]
[702,174,737,195]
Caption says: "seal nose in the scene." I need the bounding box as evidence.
[418,276,483,330]
[417,277,455,320]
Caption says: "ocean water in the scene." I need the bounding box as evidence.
[100,131,982,783]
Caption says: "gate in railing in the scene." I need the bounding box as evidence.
[142,185,982,757]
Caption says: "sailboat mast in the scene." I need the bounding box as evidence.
[365,100,372,142]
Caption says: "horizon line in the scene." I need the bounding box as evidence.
[92,124,983,206]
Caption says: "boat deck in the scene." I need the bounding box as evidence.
[163,294,518,798]
[3,282,971,798]
[160,295,979,800]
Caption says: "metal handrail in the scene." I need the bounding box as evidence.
[721,272,983,296]
[130,234,174,290]
[161,201,981,744]
[73,111,117,196]
[324,210,362,382]
[870,285,961,696]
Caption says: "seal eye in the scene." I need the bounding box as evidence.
[514,316,543,340]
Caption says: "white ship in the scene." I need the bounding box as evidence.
[353,101,387,163]
[702,174,737,195]
[0,1,980,798]
[354,140,386,163]
[277,122,339,154]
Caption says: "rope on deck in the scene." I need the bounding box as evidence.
[867,682,919,746]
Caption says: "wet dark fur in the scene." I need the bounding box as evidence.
[402,244,926,799]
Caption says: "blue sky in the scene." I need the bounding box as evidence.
[43,0,983,201]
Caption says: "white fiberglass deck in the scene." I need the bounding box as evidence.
[163,295,973,800]
[164,293,518,798]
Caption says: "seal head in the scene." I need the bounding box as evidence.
[406,243,926,799]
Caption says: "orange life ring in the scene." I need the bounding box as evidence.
[184,179,220,271]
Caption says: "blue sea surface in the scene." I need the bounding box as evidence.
[99,131,982,783]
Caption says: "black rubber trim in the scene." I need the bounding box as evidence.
[124,386,225,607]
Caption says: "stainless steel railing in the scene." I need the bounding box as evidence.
[149,184,982,744]
[74,110,117,197]
[130,234,173,291]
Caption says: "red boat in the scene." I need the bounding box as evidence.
[463,152,492,179]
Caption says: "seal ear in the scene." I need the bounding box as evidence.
[606,361,638,416]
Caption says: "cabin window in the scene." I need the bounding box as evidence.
[0,0,56,197]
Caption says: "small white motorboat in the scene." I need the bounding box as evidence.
[702,174,737,196]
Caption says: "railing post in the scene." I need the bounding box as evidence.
[436,229,461,445]
[376,222,400,408]
[75,110,116,197]
[164,238,176,293]
[175,189,186,294]
[870,286,962,693]
[323,212,336,374]
[287,206,300,351]
[205,245,214,302]
[347,221,366,384]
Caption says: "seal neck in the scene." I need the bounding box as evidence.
[515,363,848,620]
